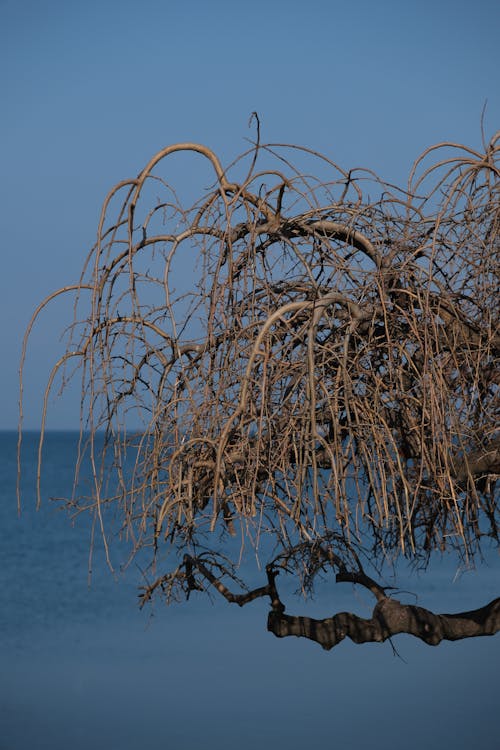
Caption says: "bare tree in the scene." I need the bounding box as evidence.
[20,122,500,649]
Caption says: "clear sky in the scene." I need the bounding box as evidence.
[2,0,499,429]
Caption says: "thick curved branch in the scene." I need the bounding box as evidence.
[268,596,500,650]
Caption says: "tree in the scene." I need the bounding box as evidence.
[20,122,500,650]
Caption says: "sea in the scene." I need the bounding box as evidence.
[1,430,499,749]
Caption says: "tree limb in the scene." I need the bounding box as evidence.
[267,596,500,650]
[182,554,500,651]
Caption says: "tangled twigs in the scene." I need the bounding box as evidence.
[21,129,500,648]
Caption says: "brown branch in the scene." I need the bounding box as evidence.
[183,555,284,611]
[335,570,387,601]
[183,555,500,651]
[268,596,500,650]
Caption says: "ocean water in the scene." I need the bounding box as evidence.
[1,431,499,750]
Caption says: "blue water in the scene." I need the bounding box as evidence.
[1,431,499,749]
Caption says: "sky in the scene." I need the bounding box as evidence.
[1,0,499,429]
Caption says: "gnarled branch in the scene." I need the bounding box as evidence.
[268,596,500,650]
[153,553,500,651]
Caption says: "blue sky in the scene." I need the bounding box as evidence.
[2,0,499,429]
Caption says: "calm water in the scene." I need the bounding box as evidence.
[1,431,499,749]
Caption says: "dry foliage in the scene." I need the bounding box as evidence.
[20,124,499,628]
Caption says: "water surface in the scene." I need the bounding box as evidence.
[1,432,498,749]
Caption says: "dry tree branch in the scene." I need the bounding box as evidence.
[20,129,500,649]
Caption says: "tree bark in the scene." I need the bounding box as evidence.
[267,596,500,650]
